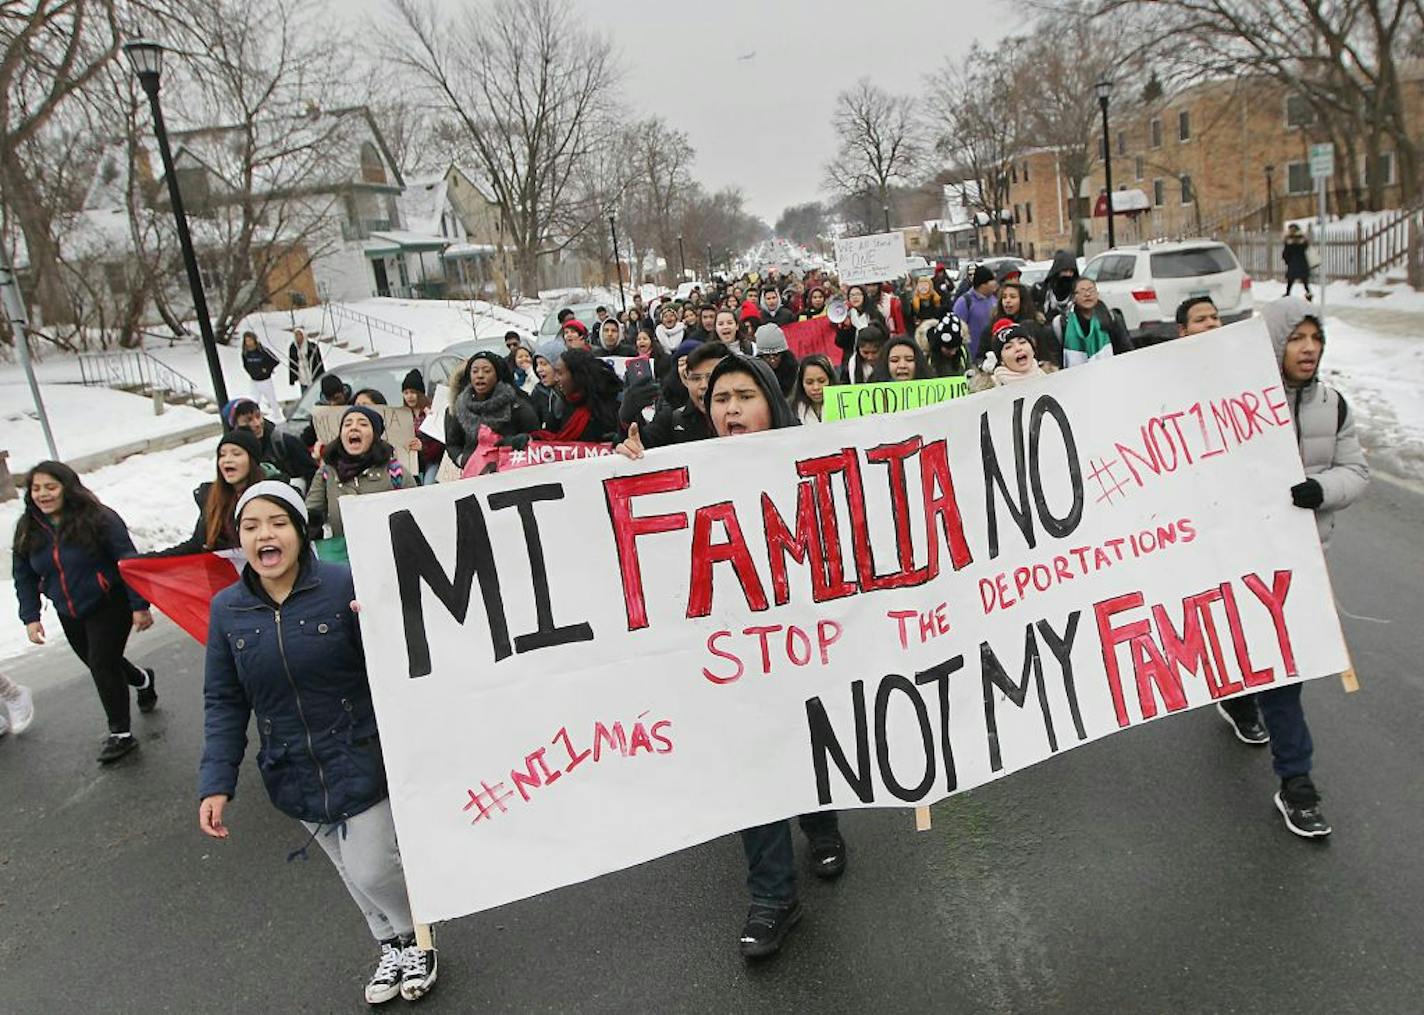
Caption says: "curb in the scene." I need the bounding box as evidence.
[8,420,222,487]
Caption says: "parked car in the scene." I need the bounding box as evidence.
[979,256,1030,280]
[275,351,465,443]
[1018,259,1055,290]
[443,334,519,362]
[1082,240,1253,344]
[538,302,603,338]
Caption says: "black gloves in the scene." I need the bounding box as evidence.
[1290,479,1324,510]
[498,433,531,451]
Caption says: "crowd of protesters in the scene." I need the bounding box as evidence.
[9,245,1368,1002]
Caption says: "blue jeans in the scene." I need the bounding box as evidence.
[1256,684,1314,780]
[739,811,840,907]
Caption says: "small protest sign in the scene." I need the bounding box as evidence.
[823,376,970,421]
[313,404,418,477]
[834,232,908,285]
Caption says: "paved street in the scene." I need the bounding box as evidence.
[3,476,1422,1015]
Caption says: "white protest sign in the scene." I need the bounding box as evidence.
[419,388,449,443]
[834,231,908,285]
[343,320,1349,925]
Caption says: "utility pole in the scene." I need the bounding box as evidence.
[0,244,58,459]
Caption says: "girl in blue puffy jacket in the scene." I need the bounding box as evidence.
[197,481,438,1005]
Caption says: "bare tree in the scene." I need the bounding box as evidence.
[822,78,922,232]
[927,47,1021,252]
[387,0,620,298]
[632,117,695,283]
[0,0,123,330]
[1089,0,1423,207]
[1016,20,1139,253]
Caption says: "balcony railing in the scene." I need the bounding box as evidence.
[340,218,393,241]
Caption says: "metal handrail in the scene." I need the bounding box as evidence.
[77,348,205,404]
[328,301,414,355]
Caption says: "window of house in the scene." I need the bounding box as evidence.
[1011,165,1018,184]
[1116,131,1127,156]
[1022,161,1030,182]
[1180,174,1194,204]
[1285,95,1314,128]
[1134,155,1144,181]
[1068,196,1092,220]
[1013,204,1021,223]
[1178,111,1190,141]
[1152,178,1165,206]
[1025,201,1033,224]
[1364,151,1397,188]
[1286,161,1312,194]
[1150,118,1162,148]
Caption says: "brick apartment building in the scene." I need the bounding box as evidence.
[997,71,1423,260]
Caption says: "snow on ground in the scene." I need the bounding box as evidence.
[1,381,215,475]
[0,440,216,664]
[1252,278,1424,314]
[1316,316,1424,484]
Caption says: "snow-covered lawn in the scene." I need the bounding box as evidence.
[0,440,216,664]
[1,380,216,475]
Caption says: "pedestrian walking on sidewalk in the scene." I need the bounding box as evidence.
[199,482,438,1004]
[288,328,325,395]
[1214,298,1369,838]
[1282,224,1313,300]
[11,462,156,763]
[240,332,285,421]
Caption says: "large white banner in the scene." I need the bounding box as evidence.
[344,320,1349,924]
[833,231,908,285]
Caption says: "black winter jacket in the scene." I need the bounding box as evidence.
[200,559,386,824]
[242,345,281,381]
[13,507,148,623]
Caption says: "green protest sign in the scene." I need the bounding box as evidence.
[823,376,969,421]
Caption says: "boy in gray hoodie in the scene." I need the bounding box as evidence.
[1217,297,1369,838]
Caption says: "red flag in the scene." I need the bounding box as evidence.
[782,317,840,361]
[119,552,244,645]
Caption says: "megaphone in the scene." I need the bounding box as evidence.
[826,295,848,324]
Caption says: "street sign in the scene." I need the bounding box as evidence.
[1310,142,1335,180]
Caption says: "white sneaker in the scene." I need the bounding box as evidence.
[4,685,34,734]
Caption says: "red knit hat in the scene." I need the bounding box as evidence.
[563,318,588,336]
[991,317,1017,339]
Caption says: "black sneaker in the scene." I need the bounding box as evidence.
[399,940,438,1001]
[365,940,404,1005]
[1275,776,1332,838]
[739,901,802,959]
[1216,701,1268,745]
[136,669,158,714]
[809,833,847,880]
[97,733,139,764]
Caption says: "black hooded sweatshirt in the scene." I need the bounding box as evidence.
[703,355,800,432]
[1037,249,1080,322]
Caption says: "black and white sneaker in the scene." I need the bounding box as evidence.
[1274,776,1332,838]
[1216,701,1268,745]
[365,939,404,1004]
[809,833,847,880]
[97,733,139,764]
[399,940,438,1001]
[136,669,158,714]
[739,901,802,959]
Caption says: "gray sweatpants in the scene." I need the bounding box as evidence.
[302,798,415,942]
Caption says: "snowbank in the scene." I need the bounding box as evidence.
[0,381,215,475]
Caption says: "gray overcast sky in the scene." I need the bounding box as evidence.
[359,0,1017,224]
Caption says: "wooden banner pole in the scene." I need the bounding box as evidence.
[914,805,932,831]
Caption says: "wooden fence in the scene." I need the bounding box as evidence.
[1225,205,1424,285]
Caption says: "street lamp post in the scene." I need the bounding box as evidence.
[608,215,627,314]
[677,234,686,281]
[1264,164,1275,228]
[882,204,891,233]
[124,40,228,406]
[706,243,713,279]
[1096,78,1116,251]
